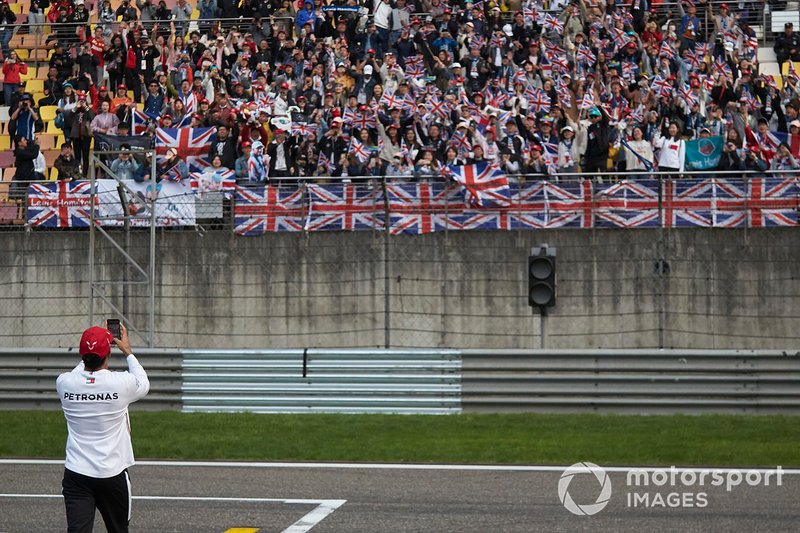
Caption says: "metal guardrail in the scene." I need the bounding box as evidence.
[4,348,800,414]
[461,349,800,415]
[181,349,462,414]
[0,348,181,410]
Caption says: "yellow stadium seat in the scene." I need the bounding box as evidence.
[25,79,44,93]
[31,92,45,104]
[37,66,49,79]
[39,105,57,123]
[46,120,61,134]
[8,3,21,14]
[50,166,59,181]
[0,136,10,151]
[38,134,55,151]
[191,9,199,19]
[30,48,49,62]
[783,61,797,76]
[56,134,65,147]
[15,49,29,61]
[19,69,34,83]
[127,90,134,99]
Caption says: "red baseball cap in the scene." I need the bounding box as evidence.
[79,326,113,358]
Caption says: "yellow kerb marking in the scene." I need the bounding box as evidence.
[223,529,260,533]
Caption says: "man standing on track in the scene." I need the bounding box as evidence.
[57,324,150,533]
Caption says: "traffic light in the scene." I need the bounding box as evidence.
[528,245,556,311]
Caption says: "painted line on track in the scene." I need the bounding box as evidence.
[0,493,346,533]
[0,459,797,474]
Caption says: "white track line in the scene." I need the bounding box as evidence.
[0,494,346,533]
[0,459,797,474]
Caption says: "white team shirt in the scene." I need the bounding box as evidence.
[56,355,150,479]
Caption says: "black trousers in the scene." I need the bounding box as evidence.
[62,468,131,533]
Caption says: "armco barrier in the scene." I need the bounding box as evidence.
[0,348,182,410]
[181,349,462,414]
[461,349,800,415]
[3,349,800,414]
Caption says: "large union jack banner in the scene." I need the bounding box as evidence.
[662,178,748,227]
[386,181,464,234]
[155,128,216,173]
[305,183,384,231]
[594,180,661,228]
[27,181,94,228]
[234,185,306,235]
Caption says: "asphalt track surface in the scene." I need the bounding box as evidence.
[1,460,798,532]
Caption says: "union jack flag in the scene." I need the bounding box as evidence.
[189,169,236,197]
[425,95,451,118]
[27,181,93,228]
[179,91,197,114]
[351,112,377,130]
[610,27,632,49]
[714,57,732,79]
[747,177,800,227]
[505,181,595,229]
[386,181,464,234]
[256,92,276,110]
[525,87,551,114]
[659,41,676,59]
[449,130,471,155]
[291,122,316,137]
[404,55,424,71]
[469,35,484,50]
[233,185,306,234]
[317,150,332,173]
[652,75,673,97]
[486,90,510,109]
[694,42,713,57]
[628,105,645,124]
[490,34,505,49]
[746,34,759,52]
[132,108,156,136]
[579,93,594,110]
[305,183,384,231]
[594,179,661,228]
[155,127,216,173]
[405,64,426,79]
[661,178,747,228]
[685,50,702,70]
[350,138,370,163]
[678,84,698,107]
[740,90,761,109]
[379,91,402,110]
[522,5,535,25]
[447,162,509,206]
[541,13,564,34]
[577,45,596,66]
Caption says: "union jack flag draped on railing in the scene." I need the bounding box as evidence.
[234,185,306,235]
[27,181,94,228]
[155,128,216,173]
[305,184,385,231]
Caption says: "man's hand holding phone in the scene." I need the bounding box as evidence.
[106,319,133,356]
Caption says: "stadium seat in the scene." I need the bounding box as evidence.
[15,49,29,62]
[36,66,49,79]
[757,47,777,63]
[30,48,49,62]
[4,166,16,182]
[760,62,784,89]
[49,166,59,181]
[0,136,10,151]
[19,68,34,83]
[0,106,10,133]
[25,79,44,94]
[39,106,57,123]
[783,61,798,76]
[8,3,21,14]
[0,150,13,168]
[55,134,65,147]
[9,34,25,49]
[43,149,59,168]
[37,134,55,151]
[45,120,61,134]
[31,92,45,104]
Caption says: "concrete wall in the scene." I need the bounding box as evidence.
[1,228,798,349]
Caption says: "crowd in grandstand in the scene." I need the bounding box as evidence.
[4,0,800,190]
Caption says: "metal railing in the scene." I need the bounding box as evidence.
[4,348,799,414]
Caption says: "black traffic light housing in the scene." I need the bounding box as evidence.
[528,244,556,312]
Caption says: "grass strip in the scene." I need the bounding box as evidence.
[1,411,798,467]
